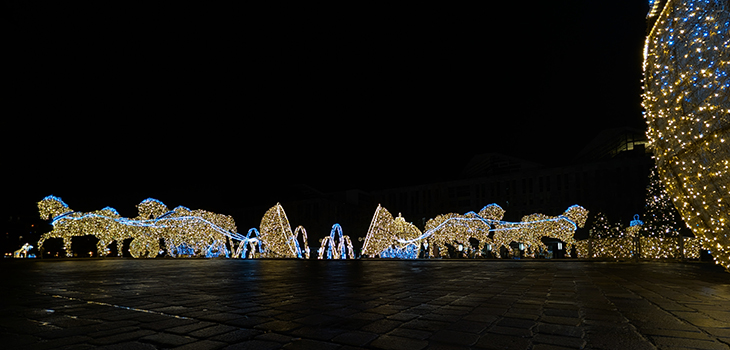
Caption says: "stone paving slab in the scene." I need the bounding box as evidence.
[1,259,730,349]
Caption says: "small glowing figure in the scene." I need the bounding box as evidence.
[13,243,33,258]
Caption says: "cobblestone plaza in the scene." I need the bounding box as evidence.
[2,259,730,350]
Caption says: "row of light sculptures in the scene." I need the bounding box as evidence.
[359,203,589,259]
[37,197,357,260]
[643,0,730,269]
[38,196,241,258]
[35,195,700,261]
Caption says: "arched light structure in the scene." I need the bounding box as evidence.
[318,224,355,259]
[643,0,730,268]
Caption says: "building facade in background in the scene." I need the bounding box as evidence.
[238,128,655,246]
[372,128,653,238]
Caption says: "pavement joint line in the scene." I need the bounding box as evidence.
[593,269,730,349]
[43,292,191,320]
[6,260,730,349]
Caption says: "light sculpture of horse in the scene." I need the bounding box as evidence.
[423,204,504,257]
[37,195,243,258]
[39,196,128,257]
[491,205,589,258]
[366,204,588,259]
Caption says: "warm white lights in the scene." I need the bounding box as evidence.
[643,0,730,269]
[258,203,310,258]
[13,243,33,258]
[38,196,238,258]
[360,204,588,258]
[360,205,423,258]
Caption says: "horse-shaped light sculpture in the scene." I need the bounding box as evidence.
[362,204,588,259]
[38,195,246,258]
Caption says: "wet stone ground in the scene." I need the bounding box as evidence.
[1,259,730,350]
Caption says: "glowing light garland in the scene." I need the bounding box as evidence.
[576,231,702,259]
[643,0,730,269]
[37,198,315,259]
[490,206,588,258]
[38,196,241,258]
[360,204,588,259]
[35,194,701,262]
[576,211,701,259]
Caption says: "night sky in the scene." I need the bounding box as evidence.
[4,2,651,228]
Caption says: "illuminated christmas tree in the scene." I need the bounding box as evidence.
[643,0,730,268]
[641,167,687,238]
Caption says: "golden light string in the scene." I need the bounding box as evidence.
[643,0,730,269]
[360,204,589,259]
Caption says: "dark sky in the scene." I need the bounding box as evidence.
[3,2,650,222]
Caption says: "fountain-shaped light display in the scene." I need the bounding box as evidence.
[231,228,263,259]
[318,224,355,259]
[360,203,588,258]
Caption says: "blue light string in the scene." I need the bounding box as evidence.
[394,206,581,246]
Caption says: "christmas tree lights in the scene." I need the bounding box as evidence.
[642,168,687,237]
[643,0,730,269]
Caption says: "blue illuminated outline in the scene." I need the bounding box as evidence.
[395,205,582,246]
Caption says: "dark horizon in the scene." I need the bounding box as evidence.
[4,2,652,234]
